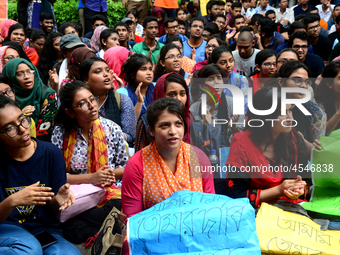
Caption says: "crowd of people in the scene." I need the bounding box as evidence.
[0,0,340,253]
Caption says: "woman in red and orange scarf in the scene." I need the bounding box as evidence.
[51,80,128,244]
[122,97,215,219]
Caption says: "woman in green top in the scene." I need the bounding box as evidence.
[2,58,58,141]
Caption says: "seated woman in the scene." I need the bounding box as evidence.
[28,29,46,55]
[117,54,154,121]
[225,86,311,208]
[2,58,58,141]
[97,28,120,59]
[208,46,249,113]
[79,56,136,146]
[278,60,326,151]
[51,80,128,244]
[135,72,190,152]
[315,61,340,135]
[153,44,188,82]
[0,45,20,72]
[122,97,215,218]
[250,49,277,95]
[0,95,80,255]
[0,73,36,137]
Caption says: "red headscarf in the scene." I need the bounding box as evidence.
[153,72,191,143]
[104,46,131,88]
[0,19,18,40]
[151,7,165,37]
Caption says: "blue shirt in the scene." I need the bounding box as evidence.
[293,4,314,17]
[85,0,107,12]
[183,40,207,62]
[158,33,188,44]
[262,36,283,51]
[328,19,335,29]
[251,4,275,15]
[275,42,313,54]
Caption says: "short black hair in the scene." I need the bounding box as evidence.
[265,10,275,17]
[277,48,299,61]
[307,7,318,13]
[187,2,196,12]
[70,21,83,37]
[217,0,225,6]
[213,13,226,22]
[258,17,275,37]
[91,14,107,25]
[143,16,158,28]
[190,17,204,27]
[287,21,306,36]
[288,31,310,48]
[233,14,245,25]
[59,22,74,35]
[177,19,186,26]
[40,12,53,22]
[166,35,183,45]
[127,10,139,19]
[250,14,263,26]
[114,22,129,30]
[206,0,219,13]
[295,14,306,21]
[336,14,340,24]
[226,0,233,3]
[29,29,46,41]
[164,17,177,28]
[239,26,254,33]
[303,13,320,28]
[204,22,219,34]
[231,2,242,9]
[207,34,227,46]
[181,0,189,5]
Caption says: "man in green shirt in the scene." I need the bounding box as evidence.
[132,16,164,65]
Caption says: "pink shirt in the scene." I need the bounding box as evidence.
[121,146,215,218]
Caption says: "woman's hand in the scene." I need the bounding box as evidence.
[135,82,144,103]
[313,139,322,150]
[280,175,306,199]
[54,183,75,211]
[49,68,59,86]
[185,73,192,88]
[111,70,124,89]
[91,165,116,187]
[10,181,55,207]
[22,105,35,116]
[202,108,212,124]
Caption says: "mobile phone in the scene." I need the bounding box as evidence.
[34,231,58,249]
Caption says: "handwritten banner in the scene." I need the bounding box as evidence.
[257,203,340,255]
[302,129,340,216]
[127,191,260,255]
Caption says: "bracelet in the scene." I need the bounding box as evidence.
[328,119,335,128]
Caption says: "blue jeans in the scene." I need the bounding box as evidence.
[0,224,81,255]
[162,8,176,18]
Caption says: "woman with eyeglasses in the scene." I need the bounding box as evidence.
[153,44,188,82]
[2,58,57,141]
[0,95,80,255]
[208,45,249,114]
[191,34,226,73]
[250,49,277,95]
[51,80,128,244]
[278,60,326,153]
[0,73,36,138]
[276,48,299,71]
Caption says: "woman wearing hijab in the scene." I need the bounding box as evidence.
[151,7,165,37]
[90,25,107,53]
[104,46,131,89]
[0,19,18,42]
[0,45,20,72]
[2,41,31,63]
[2,58,57,141]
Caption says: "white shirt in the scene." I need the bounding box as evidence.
[275,8,294,25]
[316,4,335,22]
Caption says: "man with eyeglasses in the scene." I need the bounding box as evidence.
[303,13,332,65]
[213,14,227,33]
[232,31,260,77]
[288,31,324,77]
[158,18,188,44]
[183,17,207,62]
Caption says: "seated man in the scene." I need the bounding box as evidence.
[84,14,107,39]
[158,18,188,44]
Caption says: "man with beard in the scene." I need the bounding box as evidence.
[114,22,136,52]
[132,17,164,65]
[304,13,332,65]
[202,0,220,25]
[288,31,324,77]
[183,17,207,62]
[232,31,260,77]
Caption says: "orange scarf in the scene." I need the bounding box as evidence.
[142,141,203,209]
[63,118,121,207]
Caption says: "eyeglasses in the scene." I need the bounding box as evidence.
[307,24,320,31]
[165,54,183,60]
[15,70,35,77]
[175,45,183,49]
[73,97,99,111]
[262,62,276,68]
[0,116,31,137]
[288,77,312,87]
[0,88,15,97]
[4,55,19,61]
[192,24,204,29]
[205,44,219,49]
[216,20,226,25]
[292,45,309,50]
[167,25,178,29]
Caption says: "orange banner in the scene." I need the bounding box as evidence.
[0,0,7,24]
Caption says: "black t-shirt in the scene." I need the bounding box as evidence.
[0,139,66,235]
[304,53,325,78]
[312,35,333,61]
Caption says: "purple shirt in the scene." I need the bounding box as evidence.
[85,0,107,12]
